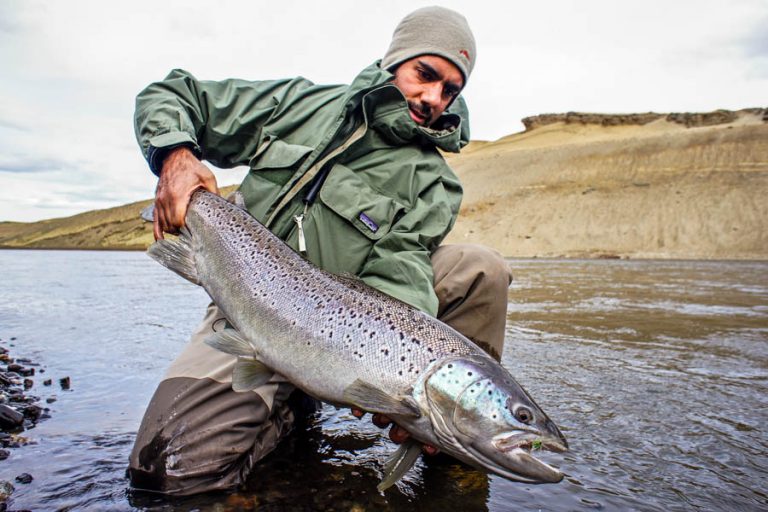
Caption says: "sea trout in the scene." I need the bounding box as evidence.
[148,190,568,490]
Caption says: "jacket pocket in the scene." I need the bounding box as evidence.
[319,163,405,241]
[249,136,314,184]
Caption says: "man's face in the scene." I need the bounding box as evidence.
[391,55,464,127]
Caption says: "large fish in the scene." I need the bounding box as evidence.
[148,190,568,490]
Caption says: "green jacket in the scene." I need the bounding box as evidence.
[135,62,468,315]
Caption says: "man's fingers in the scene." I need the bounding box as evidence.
[389,424,410,444]
[372,414,392,429]
[204,176,220,195]
[422,444,440,456]
[153,216,163,241]
[155,201,169,238]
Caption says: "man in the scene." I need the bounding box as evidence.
[129,6,512,495]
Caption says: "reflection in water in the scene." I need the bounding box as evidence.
[0,252,766,510]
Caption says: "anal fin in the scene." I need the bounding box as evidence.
[232,358,273,392]
[204,328,254,357]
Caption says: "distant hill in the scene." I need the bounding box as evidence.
[444,108,768,259]
[2,109,766,259]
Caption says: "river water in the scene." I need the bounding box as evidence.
[0,250,766,511]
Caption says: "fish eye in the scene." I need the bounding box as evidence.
[515,406,533,424]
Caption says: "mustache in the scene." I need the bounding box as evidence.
[407,101,432,125]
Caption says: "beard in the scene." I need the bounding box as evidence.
[407,101,433,126]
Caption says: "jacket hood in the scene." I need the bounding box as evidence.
[347,62,470,153]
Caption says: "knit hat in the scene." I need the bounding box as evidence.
[381,6,476,84]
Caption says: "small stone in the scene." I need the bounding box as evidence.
[0,404,23,429]
[14,473,32,484]
[0,449,9,461]
[43,379,52,386]
[0,480,14,500]
[22,405,41,422]
[46,397,57,404]
[59,377,71,390]
[8,365,33,377]
[23,379,33,390]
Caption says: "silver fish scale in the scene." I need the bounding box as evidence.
[186,192,481,396]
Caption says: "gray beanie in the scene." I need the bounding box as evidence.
[381,6,476,84]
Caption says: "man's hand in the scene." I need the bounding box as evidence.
[351,408,440,456]
[153,146,219,240]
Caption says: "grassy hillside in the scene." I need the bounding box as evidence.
[0,185,238,251]
[2,109,766,259]
[444,109,768,259]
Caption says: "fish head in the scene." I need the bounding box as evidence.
[422,356,568,483]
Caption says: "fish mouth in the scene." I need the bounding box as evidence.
[467,432,567,484]
[494,431,568,454]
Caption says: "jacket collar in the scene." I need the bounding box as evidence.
[346,61,470,153]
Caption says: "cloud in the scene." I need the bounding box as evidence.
[0,156,72,174]
[741,17,768,78]
[0,118,28,132]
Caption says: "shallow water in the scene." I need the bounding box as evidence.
[1,251,766,511]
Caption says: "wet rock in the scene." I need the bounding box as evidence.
[0,375,12,387]
[0,480,13,500]
[14,473,32,485]
[59,377,71,390]
[43,379,52,386]
[7,364,33,377]
[21,405,41,422]
[0,405,23,429]
[0,449,8,461]
[23,379,33,390]
[46,397,57,404]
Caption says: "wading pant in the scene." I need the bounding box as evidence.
[128,244,512,495]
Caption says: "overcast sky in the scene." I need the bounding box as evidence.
[1,0,766,222]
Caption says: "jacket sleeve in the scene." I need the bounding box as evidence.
[358,170,463,317]
[134,69,313,175]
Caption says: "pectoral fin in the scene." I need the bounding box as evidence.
[343,379,420,418]
[232,358,273,392]
[377,440,422,492]
[204,328,254,357]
